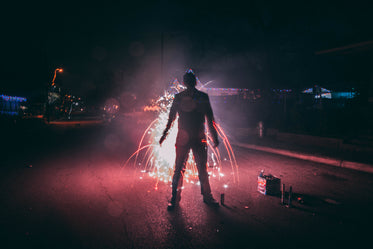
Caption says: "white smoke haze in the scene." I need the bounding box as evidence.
[108,34,191,107]
[96,32,272,166]
[96,31,272,136]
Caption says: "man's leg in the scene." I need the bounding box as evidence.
[168,145,189,209]
[192,142,218,206]
[192,142,211,196]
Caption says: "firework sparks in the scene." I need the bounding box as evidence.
[124,77,239,189]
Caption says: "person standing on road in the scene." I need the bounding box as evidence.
[159,71,220,210]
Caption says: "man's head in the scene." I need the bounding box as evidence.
[183,72,197,88]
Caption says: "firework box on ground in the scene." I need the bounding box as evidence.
[257,174,281,195]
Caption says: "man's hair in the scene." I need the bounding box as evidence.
[183,72,197,87]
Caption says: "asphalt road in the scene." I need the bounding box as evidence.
[1,118,373,249]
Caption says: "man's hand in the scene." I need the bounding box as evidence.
[159,130,168,145]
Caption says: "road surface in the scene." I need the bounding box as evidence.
[1,118,372,249]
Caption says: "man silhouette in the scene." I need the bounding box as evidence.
[159,71,220,210]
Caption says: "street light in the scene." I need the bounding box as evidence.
[52,68,63,86]
[46,67,63,123]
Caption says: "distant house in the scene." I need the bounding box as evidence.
[315,40,373,103]
[302,85,358,100]
[0,94,27,116]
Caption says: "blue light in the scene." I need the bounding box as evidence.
[0,111,18,115]
[1,94,27,102]
[1,94,27,116]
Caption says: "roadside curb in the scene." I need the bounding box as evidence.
[233,142,373,174]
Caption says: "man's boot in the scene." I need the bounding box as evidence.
[167,190,181,211]
[203,194,219,207]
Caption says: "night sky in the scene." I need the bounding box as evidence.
[1,0,372,103]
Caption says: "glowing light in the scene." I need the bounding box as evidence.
[123,74,239,188]
[1,94,27,102]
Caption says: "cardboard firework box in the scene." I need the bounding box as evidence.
[257,174,281,195]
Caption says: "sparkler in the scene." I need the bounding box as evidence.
[123,77,239,190]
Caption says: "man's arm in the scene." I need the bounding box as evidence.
[159,96,178,145]
[205,95,219,147]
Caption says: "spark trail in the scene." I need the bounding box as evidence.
[124,76,239,190]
